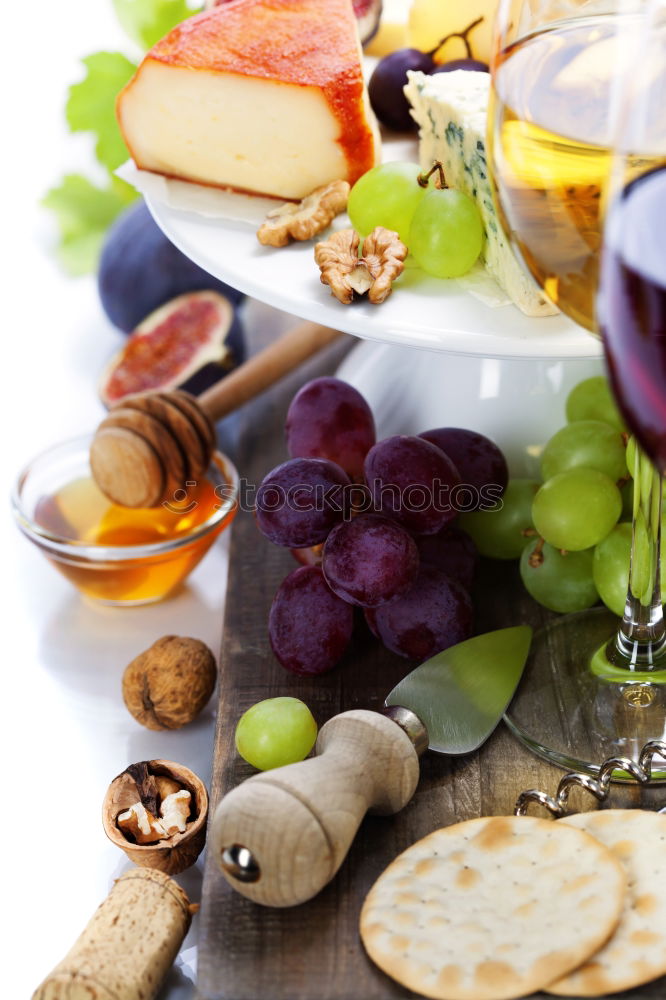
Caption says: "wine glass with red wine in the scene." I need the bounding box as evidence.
[490,0,666,775]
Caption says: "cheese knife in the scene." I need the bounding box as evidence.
[209,625,532,907]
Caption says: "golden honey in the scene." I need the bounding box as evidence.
[32,469,235,605]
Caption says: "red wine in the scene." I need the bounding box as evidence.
[599,166,666,469]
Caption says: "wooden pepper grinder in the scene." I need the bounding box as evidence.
[90,321,343,508]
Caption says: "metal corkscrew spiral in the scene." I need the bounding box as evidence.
[514,740,666,817]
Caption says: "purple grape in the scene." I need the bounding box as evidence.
[419,427,508,512]
[367,566,473,660]
[416,524,478,592]
[269,566,354,675]
[431,58,489,74]
[368,48,436,131]
[322,513,419,607]
[364,435,460,535]
[286,377,375,480]
[256,457,350,547]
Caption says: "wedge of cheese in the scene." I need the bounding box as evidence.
[404,70,557,317]
[117,0,381,201]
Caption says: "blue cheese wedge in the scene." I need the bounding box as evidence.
[404,69,557,317]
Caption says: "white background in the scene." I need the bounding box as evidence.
[3,3,229,995]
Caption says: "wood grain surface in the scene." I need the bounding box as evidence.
[197,328,665,1000]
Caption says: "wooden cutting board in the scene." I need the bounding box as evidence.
[196,329,664,1000]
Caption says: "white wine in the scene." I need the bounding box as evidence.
[490,15,628,331]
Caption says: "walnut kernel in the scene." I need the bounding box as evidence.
[257,180,350,247]
[314,226,407,304]
[103,759,208,874]
[118,801,167,844]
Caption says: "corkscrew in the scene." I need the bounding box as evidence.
[514,740,666,817]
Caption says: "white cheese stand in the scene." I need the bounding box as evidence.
[147,195,605,478]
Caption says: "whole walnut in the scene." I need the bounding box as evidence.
[122,636,217,731]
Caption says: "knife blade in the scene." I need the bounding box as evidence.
[385,625,532,755]
[209,625,532,908]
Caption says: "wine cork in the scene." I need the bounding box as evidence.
[32,867,194,1000]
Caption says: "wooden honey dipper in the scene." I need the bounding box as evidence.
[90,320,343,508]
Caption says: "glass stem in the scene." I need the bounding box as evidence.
[611,443,666,667]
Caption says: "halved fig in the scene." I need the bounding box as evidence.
[353,0,382,46]
[99,291,244,407]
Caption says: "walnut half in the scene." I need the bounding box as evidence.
[103,759,208,875]
[314,227,407,305]
[257,180,350,247]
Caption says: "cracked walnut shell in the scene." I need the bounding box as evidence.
[314,226,407,304]
[122,635,217,731]
[257,180,350,247]
[103,759,208,875]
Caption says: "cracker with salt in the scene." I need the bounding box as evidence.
[360,815,626,1000]
[547,809,666,996]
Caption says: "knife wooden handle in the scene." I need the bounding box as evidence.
[209,710,420,907]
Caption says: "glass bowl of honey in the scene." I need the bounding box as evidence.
[12,435,239,605]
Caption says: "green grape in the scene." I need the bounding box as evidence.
[593,523,632,616]
[540,420,627,482]
[235,697,318,771]
[520,540,598,613]
[408,188,484,278]
[594,521,666,616]
[459,479,540,560]
[532,468,622,551]
[620,479,634,521]
[566,375,625,430]
[347,162,429,244]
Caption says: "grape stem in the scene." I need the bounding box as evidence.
[528,537,545,568]
[427,16,484,60]
[418,161,447,190]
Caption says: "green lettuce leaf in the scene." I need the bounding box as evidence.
[66,52,137,172]
[42,174,137,276]
[113,0,201,50]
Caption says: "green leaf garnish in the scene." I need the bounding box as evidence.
[42,174,137,276]
[44,0,201,275]
[66,52,138,172]
[112,0,201,50]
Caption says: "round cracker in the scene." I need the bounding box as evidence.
[547,809,666,996]
[360,815,626,1000]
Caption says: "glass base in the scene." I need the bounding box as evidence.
[505,607,666,781]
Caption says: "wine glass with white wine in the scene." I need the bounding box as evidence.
[489,0,666,774]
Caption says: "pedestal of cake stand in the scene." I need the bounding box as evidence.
[242,299,604,474]
[337,339,603,476]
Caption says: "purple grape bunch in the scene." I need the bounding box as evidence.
[256,376,508,675]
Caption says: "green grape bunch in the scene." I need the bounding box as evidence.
[466,375,641,620]
[347,159,484,279]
